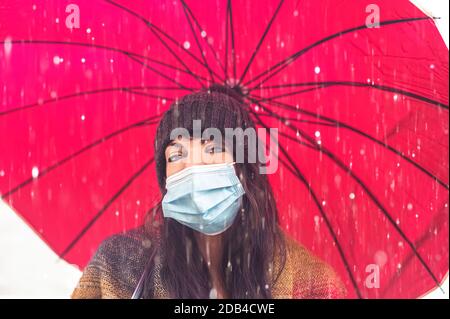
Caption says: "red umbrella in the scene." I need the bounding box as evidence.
[0,0,448,298]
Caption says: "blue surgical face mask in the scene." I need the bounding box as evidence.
[161,162,245,236]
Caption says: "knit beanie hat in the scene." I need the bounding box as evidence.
[154,84,255,193]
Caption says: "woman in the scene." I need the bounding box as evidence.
[71,84,346,299]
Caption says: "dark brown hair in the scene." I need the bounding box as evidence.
[144,85,287,298]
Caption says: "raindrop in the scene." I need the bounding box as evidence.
[349,192,355,200]
[55,18,59,23]
[4,37,12,57]
[407,203,413,211]
[32,4,37,11]
[374,250,388,267]
[317,140,322,145]
[265,284,270,289]
[81,57,86,63]
[81,114,86,121]
[0,170,5,177]
[390,180,395,191]
[321,200,326,206]
[50,91,57,99]
[136,200,141,205]
[314,131,321,137]
[430,64,435,69]
[393,94,398,101]
[334,175,341,187]
[314,66,321,74]
[115,210,120,216]
[86,28,92,34]
[293,10,299,16]
[110,58,114,63]
[53,56,62,65]
[183,41,191,49]
[314,215,320,224]
[162,99,167,105]
[201,30,207,38]
[31,167,39,178]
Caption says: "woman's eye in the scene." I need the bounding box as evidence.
[168,152,184,162]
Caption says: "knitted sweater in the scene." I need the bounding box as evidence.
[71,226,347,299]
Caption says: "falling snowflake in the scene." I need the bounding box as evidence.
[31,167,39,179]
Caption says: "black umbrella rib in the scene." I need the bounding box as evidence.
[105,0,224,85]
[104,0,204,87]
[257,114,337,127]
[59,157,155,259]
[380,206,448,297]
[226,0,237,81]
[249,95,449,190]
[1,40,211,85]
[244,16,433,89]
[125,53,198,91]
[249,98,443,290]
[0,86,174,117]
[236,0,285,86]
[179,0,227,77]
[247,107,363,298]
[179,0,215,84]
[1,116,160,199]
[251,81,449,110]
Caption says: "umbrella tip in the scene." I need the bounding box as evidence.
[207,81,248,104]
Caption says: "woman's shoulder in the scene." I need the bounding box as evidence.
[273,231,347,299]
[71,224,159,299]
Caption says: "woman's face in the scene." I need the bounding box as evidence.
[165,136,234,178]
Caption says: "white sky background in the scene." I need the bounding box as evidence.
[0,1,448,299]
